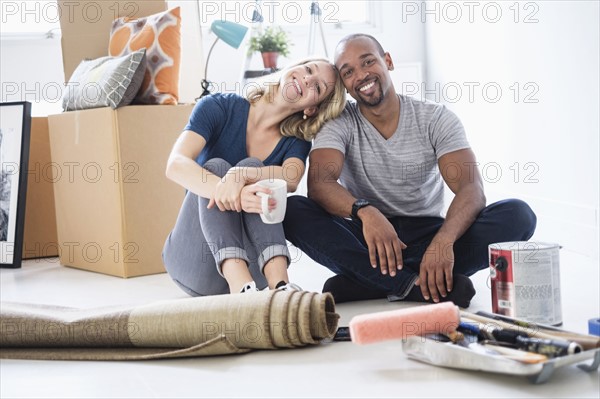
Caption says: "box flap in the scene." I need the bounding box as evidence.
[58,0,167,82]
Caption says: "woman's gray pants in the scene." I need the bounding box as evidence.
[162,158,290,296]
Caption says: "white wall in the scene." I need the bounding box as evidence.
[0,36,65,116]
[424,1,599,258]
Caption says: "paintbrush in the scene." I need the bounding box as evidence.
[475,311,565,332]
[461,311,600,350]
[480,341,548,364]
[474,310,600,347]
[447,327,548,363]
[459,320,582,358]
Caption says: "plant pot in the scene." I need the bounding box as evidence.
[261,52,279,69]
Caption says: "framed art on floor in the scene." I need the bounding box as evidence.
[1,102,32,268]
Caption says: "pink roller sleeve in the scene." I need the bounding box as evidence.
[349,302,460,345]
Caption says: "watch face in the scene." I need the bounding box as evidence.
[352,199,370,219]
[355,199,369,208]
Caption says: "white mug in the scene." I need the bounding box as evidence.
[256,179,287,224]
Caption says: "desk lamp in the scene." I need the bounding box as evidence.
[199,20,248,99]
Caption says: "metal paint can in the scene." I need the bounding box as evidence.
[489,241,562,326]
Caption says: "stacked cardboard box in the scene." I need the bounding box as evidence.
[48,1,191,277]
[22,117,59,260]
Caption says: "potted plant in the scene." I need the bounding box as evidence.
[249,26,292,69]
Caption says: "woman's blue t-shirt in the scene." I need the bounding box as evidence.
[184,93,311,167]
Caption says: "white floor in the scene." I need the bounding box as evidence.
[1,249,599,398]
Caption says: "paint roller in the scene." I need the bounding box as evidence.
[346,302,551,364]
[349,302,460,345]
[346,302,593,366]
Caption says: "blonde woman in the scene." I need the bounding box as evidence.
[163,58,346,296]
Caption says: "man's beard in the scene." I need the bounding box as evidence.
[356,81,384,107]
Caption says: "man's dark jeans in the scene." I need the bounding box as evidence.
[283,197,537,299]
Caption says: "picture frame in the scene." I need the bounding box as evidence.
[1,101,32,268]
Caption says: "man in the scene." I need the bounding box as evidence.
[283,34,537,308]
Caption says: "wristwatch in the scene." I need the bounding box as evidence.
[351,199,371,220]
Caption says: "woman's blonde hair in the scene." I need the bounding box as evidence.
[245,57,346,141]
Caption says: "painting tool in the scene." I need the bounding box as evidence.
[462,311,600,350]
[514,336,582,358]
[348,302,586,367]
[460,319,582,358]
[349,302,460,345]
[450,324,550,363]
[349,304,581,355]
[475,310,565,332]
[480,342,548,364]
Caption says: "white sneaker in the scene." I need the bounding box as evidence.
[276,281,303,292]
[240,281,258,293]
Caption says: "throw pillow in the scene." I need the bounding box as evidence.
[62,48,146,111]
[109,7,181,105]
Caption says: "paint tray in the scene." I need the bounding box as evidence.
[402,335,600,384]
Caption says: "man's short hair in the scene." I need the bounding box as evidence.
[336,34,385,56]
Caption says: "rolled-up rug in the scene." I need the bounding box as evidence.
[0,290,339,360]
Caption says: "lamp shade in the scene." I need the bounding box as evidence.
[210,21,248,49]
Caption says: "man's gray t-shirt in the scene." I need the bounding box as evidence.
[312,94,470,218]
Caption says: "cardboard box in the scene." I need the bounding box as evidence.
[48,105,192,277]
[22,117,59,259]
[48,0,192,277]
[58,0,167,82]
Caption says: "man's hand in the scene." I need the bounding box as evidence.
[415,147,484,301]
[207,168,247,212]
[416,236,455,302]
[360,207,407,277]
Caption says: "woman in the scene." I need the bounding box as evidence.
[163,58,346,296]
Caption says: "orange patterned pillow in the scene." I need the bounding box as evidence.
[109,7,181,105]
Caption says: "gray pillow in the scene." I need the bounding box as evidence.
[63,49,146,111]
